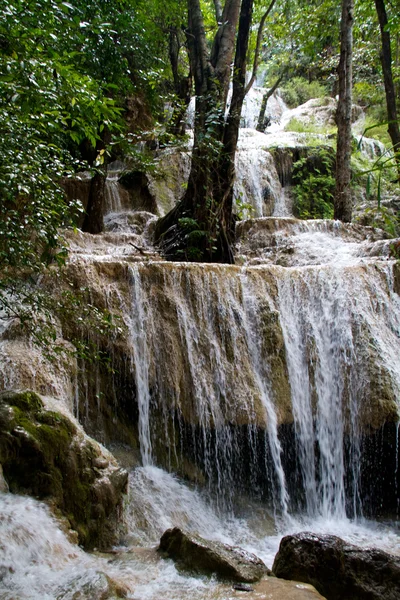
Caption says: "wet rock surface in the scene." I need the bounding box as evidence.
[0,390,128,549]
[239,576,326,599]
[159,527,270,582]
[56,570,128,599]
[272,532,400,600]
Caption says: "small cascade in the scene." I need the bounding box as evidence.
[128,266,153,465]
[240,271,289,516]
[272,188,292,217]
[277,269,363,519]
[235,130,287,217]
[356,135,387,159]
[104,174,123,213]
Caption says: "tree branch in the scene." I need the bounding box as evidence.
[244,0,277,95]
[256,70,286,131]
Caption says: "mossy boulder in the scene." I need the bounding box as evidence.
[0,390,128,550]
[159,527,270,582]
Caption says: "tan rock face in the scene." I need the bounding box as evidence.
[1,217,400,513]
[246,577,326,600]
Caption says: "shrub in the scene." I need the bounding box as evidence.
[292,147,335,219]
[281,77,328,108]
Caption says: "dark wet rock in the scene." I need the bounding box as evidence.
[0,390,128,550]
[159,527,270,582]
[272,531,400,600]
[233,582,255,591]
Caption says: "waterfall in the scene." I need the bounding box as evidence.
[3,231,400,600]
[277,268,361,519]
[104,175,123,213]
[3,86,400,599]
[123,225,400,521]
[240,270,289,517]
[128,266,153,465]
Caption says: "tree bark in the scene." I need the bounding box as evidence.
[334,0,354,223]
[155,0,253,263]
[82,169,106,234]
[213,0,223,23]
[256,73,285,132]
[374,0,400,180]
[168,27,192,137]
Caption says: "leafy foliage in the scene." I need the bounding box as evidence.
[292,148,336,219]
[281,77,328,108]
[0,0,169,352]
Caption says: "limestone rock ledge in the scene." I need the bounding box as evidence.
[0,390,128,550]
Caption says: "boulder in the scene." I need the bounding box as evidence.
[272,532,400,600]
[0,390,128,550]
[159,527,270,582]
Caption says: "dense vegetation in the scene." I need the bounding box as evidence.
[0,0,399,323]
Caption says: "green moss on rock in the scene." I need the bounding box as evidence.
[0,390,128,550]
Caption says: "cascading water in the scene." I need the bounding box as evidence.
[2,89,400,599]
[129,266,153,466]
[105,174,123,213]
[277,268,362,519]
[240,271,289,517]
[123,231,400,525]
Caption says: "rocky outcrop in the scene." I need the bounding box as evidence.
[272,532,400,600]
[159,527,270,582]
[0,390,128,549]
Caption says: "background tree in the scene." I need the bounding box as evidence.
[374,0,400,180]
[155,0,254,263]
[334,0,354,222]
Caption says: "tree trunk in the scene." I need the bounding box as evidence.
[334,0,354,223]
[374,0,400,181]
[82,169,106,234]
[213,0,223,23]
[167,27,192,137]
[256,74,284,132]
[81,128,111,234]
[154,0,253,263]
[244,0,277,94]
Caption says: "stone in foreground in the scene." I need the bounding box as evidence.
[272,532,400,600]
[159,527,270,582]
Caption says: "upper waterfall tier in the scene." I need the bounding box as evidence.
[236,217,394,266]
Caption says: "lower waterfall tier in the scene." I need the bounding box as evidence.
[1,217,400,598]
[1,466,399,599]
[2,218,399,520]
